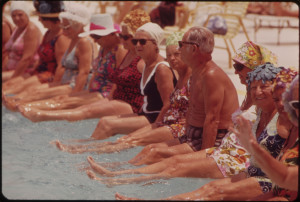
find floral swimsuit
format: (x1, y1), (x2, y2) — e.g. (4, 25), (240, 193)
(156, 78), (191, 138)
(89, 46), (118, 97)
(31, 31), (61, 83)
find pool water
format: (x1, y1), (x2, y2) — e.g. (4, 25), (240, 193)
(2, 106), (213, 200)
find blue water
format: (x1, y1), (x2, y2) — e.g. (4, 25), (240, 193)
(2, 106), (213, 200)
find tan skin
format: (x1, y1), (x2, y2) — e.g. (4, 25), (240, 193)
(103, 78), (289, 200)
(230, 82), (299, 200)
(2, 17), (70, 96)
(8, 10), (42, 78)
(2, 16), (14, 72)
(112, 29), (240, 165)
(3, 18), (94, 111)
(53, 44), (191, 153)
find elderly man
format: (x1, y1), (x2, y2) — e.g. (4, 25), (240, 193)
(131, 26), (239, 164)
(178, 26), (239, 150)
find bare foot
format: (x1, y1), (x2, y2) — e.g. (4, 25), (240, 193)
(87, 156), (115, 177)
(18, 105), (42, 122)
(115, 192), (141, 200)
(54, 140), (66, 151)
(86, 170), (98, 180)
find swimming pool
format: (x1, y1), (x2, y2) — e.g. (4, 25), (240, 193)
(2, 106), (213, 200)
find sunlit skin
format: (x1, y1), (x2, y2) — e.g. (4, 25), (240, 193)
(11, 10), (29, 28)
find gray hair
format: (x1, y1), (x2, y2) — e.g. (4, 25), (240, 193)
(282, 75), (299, 126)
(187, 26), (214, 54)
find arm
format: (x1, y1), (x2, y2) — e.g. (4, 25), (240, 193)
(230, 116), (298, 191)
(2, 21), (11, 68)
(201, 72), (224, 149)
(72, 38), (93, 93)
(51, 34), (70, 85)
(11, 24), (41, 78)
(154, 64), (175, 123)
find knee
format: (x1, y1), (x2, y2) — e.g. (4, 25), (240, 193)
(97, 117), (112, 131)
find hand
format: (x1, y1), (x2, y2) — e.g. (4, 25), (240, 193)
(228, 115), (256, 153)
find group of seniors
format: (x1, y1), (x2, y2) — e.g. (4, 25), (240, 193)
(2, 1), (298, 201)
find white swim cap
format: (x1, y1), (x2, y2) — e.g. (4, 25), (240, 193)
(136, 22), (165, 45)
(59, 2), (90, 26)
(10, 1), (30, 17)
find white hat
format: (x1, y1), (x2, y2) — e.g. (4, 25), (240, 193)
(79, 14), (118, 37)
(10, 1), (30, 17)
(59, 2), (90, 26)
(136, 22), (165, 45)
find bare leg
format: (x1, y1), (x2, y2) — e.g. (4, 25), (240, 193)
(20, 92), (103, 110)
(115, 193), (142, 200)
(3, 75), (41, 95)
(52, 140), (115, 153)
(91, 115), (150, 140)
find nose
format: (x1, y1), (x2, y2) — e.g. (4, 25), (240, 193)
(254, 86), (262, 96)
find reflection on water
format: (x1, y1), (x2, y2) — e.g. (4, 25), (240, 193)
(2, 106), (213, 200)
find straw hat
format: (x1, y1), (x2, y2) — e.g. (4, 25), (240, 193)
(79, 14), (118, 37)
(32, 1), (65, 18)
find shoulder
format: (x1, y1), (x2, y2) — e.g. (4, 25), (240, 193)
(26, 22), (41, 34)
(137, 58), (145, 73)
(77, 37), (93, 51)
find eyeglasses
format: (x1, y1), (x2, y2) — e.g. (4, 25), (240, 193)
(119, 34), (132, 41)
(289, 100), (299, 110)
(131, 39), (155, 46)
(233, 63), (246, 72)
(60, 24), (72, 30)
(90, 34), (102, 40)
(178, 41), (199, 48)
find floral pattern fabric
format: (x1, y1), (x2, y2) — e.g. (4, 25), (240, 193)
(157, 78), (191, 138)
(272, 138), (299, 201)
(32, 31), (61, 83)
(89, 46), (118, 97)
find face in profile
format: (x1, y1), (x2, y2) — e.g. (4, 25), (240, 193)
(272, 87), (287, 116)
(233, 62), (251, 85)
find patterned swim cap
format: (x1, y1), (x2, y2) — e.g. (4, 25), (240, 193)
(121, 9), (150, 35)
(273, 67), (298, 92)
(246, 63), (283, 86)
(233, 41), (278, 70)
(166, 32), (184, 47)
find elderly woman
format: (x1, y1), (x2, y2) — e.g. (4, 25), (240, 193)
(80, 46), (289, 186)
(3, 1), (70, 96)
(54, 32), (191, 153)
(2, 1), (42, 80)
(112, 64), (297, 200)
(19, 10), (154, 121)
(3, 2), (96, 111)
(126, 41), (279, 167)
(232, 73), (298, 201)
(20, 22), (176, 128)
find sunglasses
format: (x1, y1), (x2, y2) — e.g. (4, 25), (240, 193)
(178, 41), (199, 48)
(233, 63), (245, 72)
(90, 34), (102, 40)
(131, 39), (155, 46)
(119, 34), (132, 41)
(289, 100), (299, 110)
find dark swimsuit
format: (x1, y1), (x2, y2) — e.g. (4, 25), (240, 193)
(179, 126), (228, 151)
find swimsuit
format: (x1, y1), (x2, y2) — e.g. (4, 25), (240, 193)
(4, 26), (40, 72)
(272, 138), (298, 201)
(138, 61), (177, 123)
(61, 38), (93, 89)
(156, 78), (191, 138)
(109, 55), (143, 113)
(89, 46), (118, 97)
(31, 31), (62, 83)
(247, 111), (286, 193)
(179, 125), (228, 151)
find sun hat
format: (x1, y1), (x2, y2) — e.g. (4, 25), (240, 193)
(136, 22), (165, 45)
(79, 14), (118, 37)
(10, 1), (30, 17)
(232, 41), (278, 70)
(59, 2), (90, 26)
(32, 1), (65, 18)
